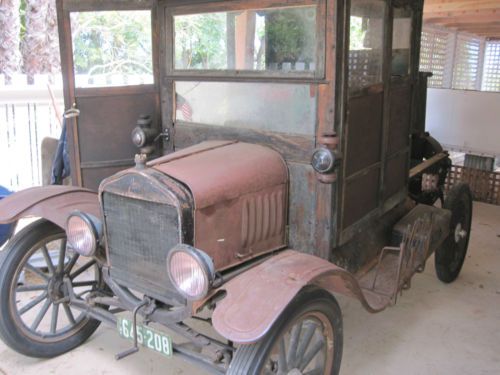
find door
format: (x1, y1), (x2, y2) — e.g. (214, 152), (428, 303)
(57, 0), (161, 191)
(383, 4), (414, 201)
(340, 0), (387, 235)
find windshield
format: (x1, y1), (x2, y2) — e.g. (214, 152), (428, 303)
(169, 1), (323, 136)
(173, 5), (318, 76)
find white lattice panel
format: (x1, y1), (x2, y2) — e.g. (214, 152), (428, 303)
(452, 35), (481, 90)
(482, 41), (500, 92)
(419, 28), (452, 88)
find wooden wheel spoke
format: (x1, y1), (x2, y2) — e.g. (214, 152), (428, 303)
(304, 368), (323, 375)
(18, 291), (48, 316)
(72, 280), (98, 288)
(286, 321), (303, 366)
(63, 303), (76, 325)
(278, 337), (287, 372)
(50, 303), (59, 334)
(25, 263), (50, 282)
(64, 253), (80, 274)
(299, 338), (325, 372)
(294, 322), (317, 367)
(30, 298), (52, 331)
(41, 245), (55, 275)
(70, 259), (96, 280)
(16, 284), (48, 292)
(57, 239), (67, 273)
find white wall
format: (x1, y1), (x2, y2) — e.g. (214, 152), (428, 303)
(426, 88), (500, 157)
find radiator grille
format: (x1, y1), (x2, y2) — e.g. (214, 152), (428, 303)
(103, 192), (184, 304)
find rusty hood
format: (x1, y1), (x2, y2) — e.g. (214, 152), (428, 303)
(149, 141), (288, 209)
(147, 140), (289, 269)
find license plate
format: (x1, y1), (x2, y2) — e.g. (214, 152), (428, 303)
(117, 317), (173, 357)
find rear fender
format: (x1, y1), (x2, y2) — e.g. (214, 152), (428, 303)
(0, 186), (99, 229)
(211, 250), (390, 344)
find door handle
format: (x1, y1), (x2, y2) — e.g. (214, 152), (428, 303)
(64, 104), (80, 119)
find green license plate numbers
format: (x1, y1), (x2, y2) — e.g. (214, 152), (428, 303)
(117, 317), (173, 357)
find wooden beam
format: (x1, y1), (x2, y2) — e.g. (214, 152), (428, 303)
(424, 15), (500, 24)
(451, 25), (500, 31)
(424, 1), (500, 14)
(439, 22), (500, 29)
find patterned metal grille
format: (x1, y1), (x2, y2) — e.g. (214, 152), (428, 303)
(445, 165), (500, 206)
(419, 28), (451, 88)
(103, 192), (184, 304)
(482, 41), (500, 92)
(452, 35), (481, 90)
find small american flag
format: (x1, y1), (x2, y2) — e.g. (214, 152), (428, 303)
(176, 94), (193, 122)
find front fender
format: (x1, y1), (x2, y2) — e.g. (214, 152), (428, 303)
(0, 185), (99, 229)
(212, 250), (391, 344)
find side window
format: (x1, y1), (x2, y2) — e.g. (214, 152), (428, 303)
(71, 11), (153, 87)
(172, 4), (319, 76)
(392, 7), (413, 76)
(348, 0), (386, 95)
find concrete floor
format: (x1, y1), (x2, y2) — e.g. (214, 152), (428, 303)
(0, 202), (499, 375)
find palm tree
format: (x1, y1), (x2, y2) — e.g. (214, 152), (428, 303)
(22, 0), (49, 83)
(45, 0), (60, 79)
(0, 0), (22, 84)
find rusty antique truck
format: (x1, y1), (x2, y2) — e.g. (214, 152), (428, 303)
(0, 0), (472, 374)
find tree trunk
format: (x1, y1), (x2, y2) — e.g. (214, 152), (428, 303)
(0, 0), (22, 84)
(22, 0), (60, 83)
(45, 0), (60, 79)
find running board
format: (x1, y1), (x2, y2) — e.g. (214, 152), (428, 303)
(358, 204), (451, 305)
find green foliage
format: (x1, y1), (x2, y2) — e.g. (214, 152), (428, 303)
(71, 11), (152, 75)
(19, 0), (26, 39)
(266, 9), (306, 63)
(350, 16), (366, 50)
(174, 13), (227, 69)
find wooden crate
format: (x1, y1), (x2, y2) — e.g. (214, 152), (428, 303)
(445, 165), (500, 205)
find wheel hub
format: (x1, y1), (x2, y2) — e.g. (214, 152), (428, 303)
(454, 223), (467, 243)
(47, 275), (65, 302)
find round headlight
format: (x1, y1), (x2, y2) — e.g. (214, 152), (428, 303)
(311, 147), (335, 174)
(167, 245), (215, 301)
(66, 212), (101, 257)
(131, 127), (146, 148)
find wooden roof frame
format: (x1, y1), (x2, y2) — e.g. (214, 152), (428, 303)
(423, 0), (500, 39)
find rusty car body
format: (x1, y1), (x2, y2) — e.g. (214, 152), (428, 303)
(0, 0), (472, 374)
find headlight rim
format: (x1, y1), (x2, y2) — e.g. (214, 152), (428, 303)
(167, 244), (215, 301)
(66, 211), (100, 257)
(311, 147), (335, 174)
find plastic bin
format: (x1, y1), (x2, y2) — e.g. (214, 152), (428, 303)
(0, 186), (16, 247)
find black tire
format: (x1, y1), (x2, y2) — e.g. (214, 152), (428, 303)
(228, 287), (343, 375)
(435, 183), (473, 283)
(0, 219), (102, 358)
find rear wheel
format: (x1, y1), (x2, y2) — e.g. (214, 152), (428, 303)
(435, 183), (473, 283)
(0, 219), (102, 358)
(228, 287), (343, 375)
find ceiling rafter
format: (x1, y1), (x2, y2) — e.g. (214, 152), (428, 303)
(423, 0), (500, 39)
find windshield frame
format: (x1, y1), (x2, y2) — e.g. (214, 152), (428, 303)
(164, 0), (327, 82)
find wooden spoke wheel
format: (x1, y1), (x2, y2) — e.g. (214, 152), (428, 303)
(435, 183), (473, 283)
(0, 219), (102, 358)
(228, 288), (343, 375)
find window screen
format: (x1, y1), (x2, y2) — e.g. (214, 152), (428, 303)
(419, 28), (451, 88)
(482, 41), (500, 92)
(348, 0), (386, 94)
(392, 7), (412, 76)
(452, 35), (481, 90)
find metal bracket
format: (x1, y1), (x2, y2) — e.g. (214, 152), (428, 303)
(154, 129), (170, 143)
(64, 104), (80, 119)
(115, 299), (149, 360)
